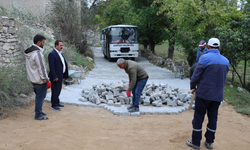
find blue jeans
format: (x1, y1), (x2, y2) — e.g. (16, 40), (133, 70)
(192, 96), (220, 146)
(32, 83), (47, 118)
(131, 78), (148, 108)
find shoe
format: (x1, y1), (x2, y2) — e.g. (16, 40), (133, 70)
(51, 106), (61, 111)
(35, 116), (49, 120)
(186, 140), (200, 149)
(41, 112), (47, 116)
(58, 104), (64, 107)
(204, 141), (213, 149)
(128, 107), (139, 113)
(127, 105), (134, 110)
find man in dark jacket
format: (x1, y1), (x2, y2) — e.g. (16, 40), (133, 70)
(190, 40), (208, 79)
(48, 40), (68, 111)
(186, 38), (229, 149)
(117, 58), (148, 112)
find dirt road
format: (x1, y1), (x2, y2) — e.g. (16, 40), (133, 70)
(0, 101), (249, 150)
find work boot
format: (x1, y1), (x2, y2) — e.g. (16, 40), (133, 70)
(127, 105), (134, 110)
(204, 141), (213, 149)
(186, 140), (200, 149)
(128, 107), (139, 113)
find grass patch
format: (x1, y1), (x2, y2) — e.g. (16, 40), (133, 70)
(62, 43), (94, 69)
(141, 42), (187, 62)
(224, 84), (250, 116)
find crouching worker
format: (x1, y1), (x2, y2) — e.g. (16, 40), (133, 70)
(116, 58), (148, 112)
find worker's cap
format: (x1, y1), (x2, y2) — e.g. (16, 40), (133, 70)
(199, 40), (206, 47)
(208, 38), (220, 47)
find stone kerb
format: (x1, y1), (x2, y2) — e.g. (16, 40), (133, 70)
(0, 16), (22, 66)
(140, 49), (189, 78)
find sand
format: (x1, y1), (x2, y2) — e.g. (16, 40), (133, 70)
(0, 99), (250, 150)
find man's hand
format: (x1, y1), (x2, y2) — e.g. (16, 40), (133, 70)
(53, 78), (58, 82)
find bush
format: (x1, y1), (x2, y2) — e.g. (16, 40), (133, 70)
(0, 63), (33, 119)
(62, 43), (94, 68)
(47, 0), (94, 55)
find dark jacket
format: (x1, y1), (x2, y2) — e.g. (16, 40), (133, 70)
(48, 49), (68, 82)
(124, 60), (148, 91)
(196, 47), (208, 61)
(191, 49), (229, 102)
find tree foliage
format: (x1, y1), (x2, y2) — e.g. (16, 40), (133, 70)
(96, 0), (250, 89)
(215, 2), (250, 88)
(47, 0), (99, 54)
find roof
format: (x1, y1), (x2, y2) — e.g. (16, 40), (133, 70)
(102, 25), (137, 31)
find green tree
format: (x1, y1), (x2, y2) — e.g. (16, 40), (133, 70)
(155, 0), (242, 65)
(215, 2), (250, 88)
(103, 0), (132, 26)
(129, 0), (169, 53)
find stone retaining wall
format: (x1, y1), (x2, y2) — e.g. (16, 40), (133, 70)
(0, 16), (22, 65)
(140, 49), (189, 78)
(0, 16), (55, 66)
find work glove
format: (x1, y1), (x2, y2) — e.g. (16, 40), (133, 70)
(126, 82), (131, 97)
(46, 81), (51, 89)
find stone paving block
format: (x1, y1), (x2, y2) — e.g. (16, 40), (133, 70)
(177, 100), (184, 106)
(107, 100), (114, 106)
(62, 102), (70, 105)
(121, 112), (130, 115)
(101, 91), (108, 96)
(106, 92), (114, 100)
(100, 99), (108, 104)
(77, 104), (85, 106)
(146, 88), (152, 96)
(177, 93), (185, 101)
(152, 100), (163, 107)
(113, 111), (121, 115)
(94, 94), (101, 105)
(166, 99), (177, 107)
(112, 88), (119, 97)
(124, 97), (130, 104)
(114, 102), (121, 107)
(97, 88), (106, 95)
(78, 97), (88, 102)
(130, 112), (140, 116)
(115, 82), (123, 88)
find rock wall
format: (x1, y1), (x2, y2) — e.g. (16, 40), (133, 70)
(0, 16), (22, 65)
(0, 16), (55, 66)
(0, 0), (81, 16)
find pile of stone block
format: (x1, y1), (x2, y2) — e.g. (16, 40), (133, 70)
(79, 81), (193, 108)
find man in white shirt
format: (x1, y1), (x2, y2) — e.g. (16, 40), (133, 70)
(48, 40), (68, 111)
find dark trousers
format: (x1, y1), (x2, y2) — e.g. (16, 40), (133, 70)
(51, 80), (62, 107)
(131, 78), (148, 108)
(32, 83), (47, 118)
(192, 96), (220, 146)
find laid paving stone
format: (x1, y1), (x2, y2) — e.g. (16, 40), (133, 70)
(130, 112), (140, 116)
(78, 97), (88, 102)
